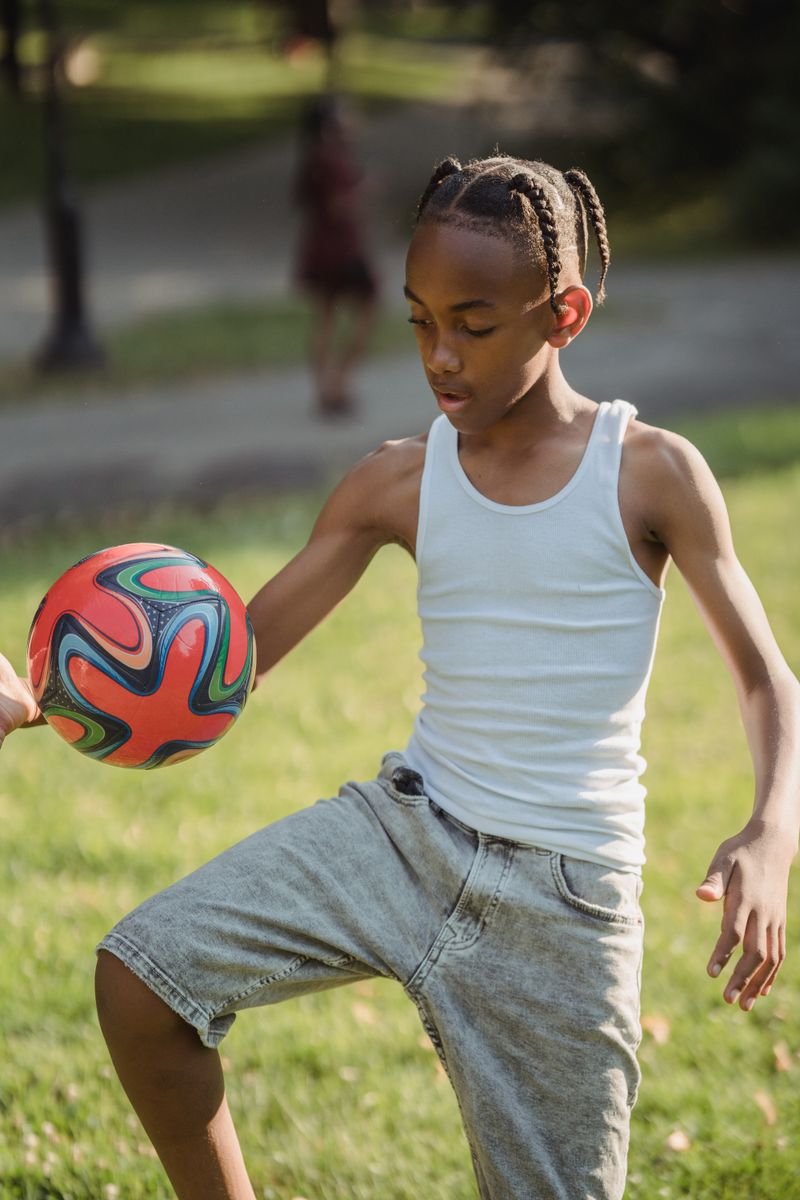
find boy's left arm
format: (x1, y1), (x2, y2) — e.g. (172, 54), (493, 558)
(645, 431), (800, 1013)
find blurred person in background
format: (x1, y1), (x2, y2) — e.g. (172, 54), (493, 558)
(292, 93), (379, 418)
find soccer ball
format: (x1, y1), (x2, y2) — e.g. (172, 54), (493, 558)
(27, 543), (255, 768)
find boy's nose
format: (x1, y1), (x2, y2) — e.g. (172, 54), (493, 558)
(426, 335), (462, 375)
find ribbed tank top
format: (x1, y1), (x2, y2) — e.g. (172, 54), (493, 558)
(404, 400), (665, 872)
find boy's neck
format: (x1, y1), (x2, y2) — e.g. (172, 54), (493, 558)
(466, 362), (595, 454)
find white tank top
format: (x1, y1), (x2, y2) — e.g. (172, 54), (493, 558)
(404, 400), (665, 872)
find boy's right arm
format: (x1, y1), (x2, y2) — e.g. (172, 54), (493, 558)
(248, 436), (423, 685)
(0, 652), (40, 750)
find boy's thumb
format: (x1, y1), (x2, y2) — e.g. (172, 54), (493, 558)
(696, 860), (731, 902)
(696, 877), (723, 902)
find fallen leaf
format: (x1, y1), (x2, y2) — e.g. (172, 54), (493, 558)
(773, 1041), (793, 1072)
(351, 1001), (378, 1026)
(642, 1014), (671, 1045)
(665, 1129), (691, 1152)
(753, 1089), (778, 1126)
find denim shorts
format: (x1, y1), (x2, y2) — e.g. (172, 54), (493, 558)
(98, 752), (644, 1200)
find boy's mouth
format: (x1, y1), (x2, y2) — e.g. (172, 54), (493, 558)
(432, 385), (471, 412)
(435, 391), (470, 413)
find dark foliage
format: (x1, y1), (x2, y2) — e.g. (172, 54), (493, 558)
(485, 0), (800, 240)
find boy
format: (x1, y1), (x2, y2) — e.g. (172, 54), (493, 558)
(10, 155), (800, 1199)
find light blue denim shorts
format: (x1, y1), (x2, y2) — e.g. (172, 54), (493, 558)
(98, 752), (644, 1200)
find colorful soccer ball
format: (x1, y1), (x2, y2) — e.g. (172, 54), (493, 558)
(27, 543), (255, 769)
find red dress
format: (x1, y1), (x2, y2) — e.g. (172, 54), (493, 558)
(294, 139), (377, 301)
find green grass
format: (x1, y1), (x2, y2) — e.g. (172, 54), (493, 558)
(0, 417), (799, 1197)
(667, 404), (800, 480)
(3, 24), (474, 208)
(0, 298), (412, 406)
(610, 193), (740, 262)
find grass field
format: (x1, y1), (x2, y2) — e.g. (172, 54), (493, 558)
(0, 298), (412, 407)
(2, 16), (477, 209)
(0, 422), (799, 1198)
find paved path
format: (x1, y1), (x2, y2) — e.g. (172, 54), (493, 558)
(0, 104), (475, 358)
(1, 104), (799, 529)
(4, 248), (799, 532)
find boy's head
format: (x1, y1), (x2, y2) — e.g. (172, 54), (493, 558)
(405, 155), (611, 429)
(414, 154), (609, 315)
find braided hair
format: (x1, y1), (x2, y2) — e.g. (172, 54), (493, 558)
(562, 168), (610, 304)
(415, 154), (610, 314)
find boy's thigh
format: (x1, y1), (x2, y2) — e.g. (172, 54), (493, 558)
(98, 754), (478, 1048)
(414, 850), (644, 1200)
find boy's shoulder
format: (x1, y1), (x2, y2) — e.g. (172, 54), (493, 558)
(348, 431), (429, 496)
(323, 432), (429, 552)
(621, 414), (727, 542)
(624, 415), (714, 494)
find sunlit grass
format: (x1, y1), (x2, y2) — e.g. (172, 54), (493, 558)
(0, 298), (411, 406)
(2, 28), (475, 208)
(667, 403), (800, 480)
(0, 413), (799, 1197)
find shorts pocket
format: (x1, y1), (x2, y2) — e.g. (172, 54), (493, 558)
(551, 853), (643, 927)
(383, 765), (429, 805)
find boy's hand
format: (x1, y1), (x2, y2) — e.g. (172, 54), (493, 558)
(0, 652), (40, 750)
(697, 821), (795, 1011)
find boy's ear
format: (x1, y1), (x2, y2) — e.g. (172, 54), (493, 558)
(546, 285), (593, 348)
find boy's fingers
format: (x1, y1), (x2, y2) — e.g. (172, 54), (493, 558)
(759, 961), (781, 997)
(723, 947), (764, 1006)
(723, 919), (781, 1009)
(737, 954), (776, 1009)
(705, 863), (743, 976)
(707, 925), (741, 977)
(759, 926), (786, 996)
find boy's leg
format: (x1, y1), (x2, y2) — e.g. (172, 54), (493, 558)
(94, 755), (481, 1198)
(406, 836), (644, 1200)
(95, 953), (255, 1200)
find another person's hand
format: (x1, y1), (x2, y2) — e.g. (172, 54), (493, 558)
(697, 821), (796, 1011)
(0, 651), (40, 749)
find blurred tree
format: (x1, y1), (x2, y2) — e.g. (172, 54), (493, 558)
(484, 0), (800, 239)
(0, 0), (21, 94)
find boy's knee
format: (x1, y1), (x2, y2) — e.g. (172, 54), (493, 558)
(95, 949), (184, 1040)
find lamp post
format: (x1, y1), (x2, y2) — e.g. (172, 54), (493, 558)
(0, 0), (22, 94)
(35, 0), (103, 371)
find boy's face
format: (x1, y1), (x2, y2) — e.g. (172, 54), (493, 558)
(404, 222), (560, 434)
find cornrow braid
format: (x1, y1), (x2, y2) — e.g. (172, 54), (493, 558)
(563, 168), (610, 305)
(413, 153), (611, 311)
(507, 172), (564, 316)
(416, 156), (463, 222)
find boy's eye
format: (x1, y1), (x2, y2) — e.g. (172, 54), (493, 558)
(408, 317), (496, 338)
